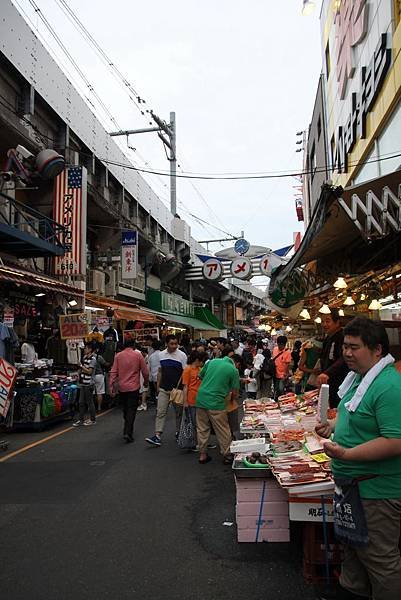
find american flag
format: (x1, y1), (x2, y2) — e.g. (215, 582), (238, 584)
(53, 167), (84, 276)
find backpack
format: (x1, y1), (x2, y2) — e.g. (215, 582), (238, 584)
(261, 351), (284, 379)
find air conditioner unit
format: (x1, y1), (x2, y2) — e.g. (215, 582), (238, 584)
(105, 268), (119, 296)
(87, 269), (105, 294)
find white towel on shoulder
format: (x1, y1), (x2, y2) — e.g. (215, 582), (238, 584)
(338, 354), (395, 413)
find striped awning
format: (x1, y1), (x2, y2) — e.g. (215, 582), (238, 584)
(0, 262), (84, 296)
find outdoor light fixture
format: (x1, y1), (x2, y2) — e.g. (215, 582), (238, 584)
(319, 304), (331, 314)
(271, 328), (277, 336)
(368, 299), (382, 310)
(68, 298), (78, 307)
(314, 316), (322, 324)
(334, 277), (347, 289)
(338, 309), (345, 316)
(343, 296), (355, 306)
(299, 308), (311, 320)
(285, 325), (293, 333)
(302, 0), (315, 16)
(35, 292), (45, 297)
(360, 293), (367, 301)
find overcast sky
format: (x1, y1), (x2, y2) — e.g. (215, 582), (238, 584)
(15, 0), (322, 258)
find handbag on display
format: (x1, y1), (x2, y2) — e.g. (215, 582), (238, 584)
(177, 407), (196, 449)
(170, 374), (184, 406)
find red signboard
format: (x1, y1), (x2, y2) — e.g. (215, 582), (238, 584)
(0, 357), (17, 417)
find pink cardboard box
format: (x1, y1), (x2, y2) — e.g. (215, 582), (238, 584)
(237, 528), (290, 543)
(236, 501), (289, 517)
(236, 515), (289, 530)
(236, 488), (288, 503)
(235, 477), (282, 491)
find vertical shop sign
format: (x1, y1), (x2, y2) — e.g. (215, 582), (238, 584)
(0, 357), (17, 417)
(53, 166), (87, 276)
(121, 230), (138, 279)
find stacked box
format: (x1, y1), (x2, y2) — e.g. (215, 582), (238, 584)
(235, 476), (290, 542)
(302, 522), (341, 585)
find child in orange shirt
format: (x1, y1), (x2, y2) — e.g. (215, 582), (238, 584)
(182, 350), (207, 425)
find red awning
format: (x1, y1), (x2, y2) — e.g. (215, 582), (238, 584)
(0, 262), (84, 297)
(85, 293), (162, 323)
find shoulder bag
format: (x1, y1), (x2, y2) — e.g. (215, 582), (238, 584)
(170, 374), (184, 406)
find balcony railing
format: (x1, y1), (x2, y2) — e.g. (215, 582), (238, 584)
(0, 191), (67, 257)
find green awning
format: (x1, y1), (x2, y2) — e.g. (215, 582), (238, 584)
(143, 309), (220, 331)
(194, 306), (225, 330)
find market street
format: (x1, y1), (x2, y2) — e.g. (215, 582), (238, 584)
(0, 408), (314, 600)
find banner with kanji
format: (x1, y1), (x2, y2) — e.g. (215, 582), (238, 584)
(121, 230), (138, 279)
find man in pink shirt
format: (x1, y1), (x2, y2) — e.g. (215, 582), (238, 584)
(109, 339), (149, 443)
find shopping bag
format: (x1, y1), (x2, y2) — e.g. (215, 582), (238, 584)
(170, 374), (184, 406)
(177, 407), (196, 449)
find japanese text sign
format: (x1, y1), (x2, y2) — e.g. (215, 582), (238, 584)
(121, 230), (137, 280)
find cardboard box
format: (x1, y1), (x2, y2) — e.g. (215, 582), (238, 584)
(236, 515), (289, 530)
(236, 501), (289, 517)
(236, 488), (288, 503)
(235, 477), (282, 491)
(237, 528), (290, 543)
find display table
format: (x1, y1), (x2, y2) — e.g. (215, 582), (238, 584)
(233, 394), (340, 584)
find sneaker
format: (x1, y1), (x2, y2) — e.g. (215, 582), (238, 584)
(137, 404), (147, 412)
(145, 434), (161, 446)
(84, 419), (96, 426)
(207, 443), (217, 449)
(72, 420), (83, 427)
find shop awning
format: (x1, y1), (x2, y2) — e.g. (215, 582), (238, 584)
(194, 306), (225, 330)
(0, 261), (84, 296)
(142, 308), (221, 331)
(269, 173), (401, 309)
(85, 293), (161, 323)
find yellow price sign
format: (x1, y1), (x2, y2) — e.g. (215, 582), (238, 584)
(310, 452), (330, 463)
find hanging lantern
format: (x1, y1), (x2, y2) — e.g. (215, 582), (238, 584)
(299, 308), (311, 320)
(343, 296), (355, 306)
(368, 299), (382, 310)
(319, 304), (331, 314)
(314, 316), (322, 323)
(334, 277), (347, 289)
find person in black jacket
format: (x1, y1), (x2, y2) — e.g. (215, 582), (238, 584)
(316, 308), (349, 408)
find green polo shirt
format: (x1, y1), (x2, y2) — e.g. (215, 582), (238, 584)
(196, 357), (240, 411)
(332, 364), (401, 499)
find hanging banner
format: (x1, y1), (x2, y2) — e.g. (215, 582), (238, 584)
(123, 327), (159, 344)
(59, 313), (89, 340)
(121, 230), (138, 279)
(0, 357), (17, 417)
(53, 166), (87, 276)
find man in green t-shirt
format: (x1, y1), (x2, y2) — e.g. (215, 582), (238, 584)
(316, 317), (401, 600)
(196, 349), (240, 465)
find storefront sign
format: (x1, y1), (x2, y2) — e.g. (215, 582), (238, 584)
(59, 313), (89, 340)
(53, 166), (87, 276)
(289, 497), (334, 523)
(3, 309), (14, 327)
(121, 230), (138, 279)
(333, 33), (391, 173)
(123, 327), (159, 343)
(10, 292), (38, 318)
(230, 257), (253, 280)
(161, 292), (195, 317)
(335, 0), (368, 100)
(202, 259), (224, 281)
(0, 357), (17, 417)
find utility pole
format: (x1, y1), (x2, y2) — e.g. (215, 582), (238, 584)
(109, 111), (177, 215)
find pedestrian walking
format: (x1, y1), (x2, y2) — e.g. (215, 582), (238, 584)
(316, 317), (401, 600)
(109, 338), (149, 443)
(196, 347), (239, 464)
(243, 365), (257, 399)
(73, 341), (97, 427)
(145, 334), (187, 446)
(93, 349), (109, 412)
(148, 339), (162, 405)
(137, 347), (149, 411)
(272, 335), (292, 399)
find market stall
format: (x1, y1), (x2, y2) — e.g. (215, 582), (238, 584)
(232, 390), (339, 586)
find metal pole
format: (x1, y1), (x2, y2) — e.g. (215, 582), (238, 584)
(170, 111), (177, 216)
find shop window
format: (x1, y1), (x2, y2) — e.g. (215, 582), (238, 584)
(325, 42), (331, 79)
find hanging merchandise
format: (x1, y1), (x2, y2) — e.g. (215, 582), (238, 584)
(41, 393), (56, 418)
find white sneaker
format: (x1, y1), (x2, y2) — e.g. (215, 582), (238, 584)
(84, 419), (96, 426)
(137, 404), (147, 411)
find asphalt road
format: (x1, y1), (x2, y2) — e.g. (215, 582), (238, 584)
(0, 406), (316, 600)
